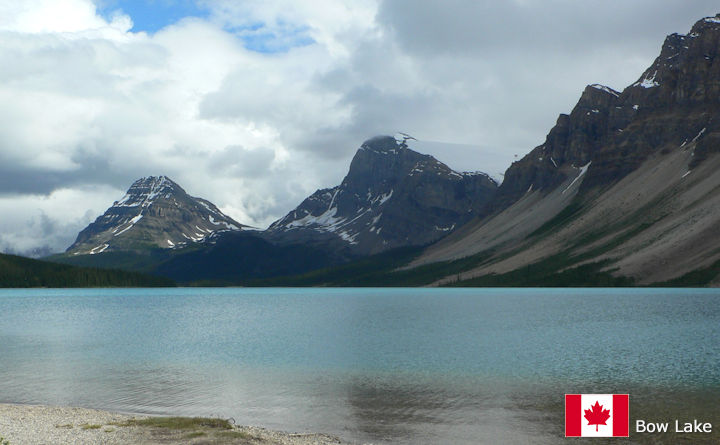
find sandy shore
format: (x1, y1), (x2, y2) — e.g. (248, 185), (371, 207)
(0, 403), (354, 445)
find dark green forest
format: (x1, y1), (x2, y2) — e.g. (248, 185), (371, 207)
(0, 253), (174, 288)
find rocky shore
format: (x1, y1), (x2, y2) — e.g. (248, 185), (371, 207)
(0, 403), (353, 445)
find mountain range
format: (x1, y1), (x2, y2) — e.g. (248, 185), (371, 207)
(48, 14), (720, 287)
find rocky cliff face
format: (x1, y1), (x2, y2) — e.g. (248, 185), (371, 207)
(494, 14), (720, 211)
(266, 135), (498, 255)
(66, 176), (246, 255)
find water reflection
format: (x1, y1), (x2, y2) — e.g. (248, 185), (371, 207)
(341, 374), (577, 444)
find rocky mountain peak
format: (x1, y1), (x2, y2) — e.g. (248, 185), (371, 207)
(343, 135), (447, 193)
(113, 176), (180, 208)
(66, 176), (247, 255)
(266, 136), (497, 255)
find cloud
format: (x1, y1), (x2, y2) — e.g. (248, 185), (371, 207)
(0, 186), (123, 256)
(1, 0), (719, 255)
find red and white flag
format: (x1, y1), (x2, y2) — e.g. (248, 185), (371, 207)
(565, 394), (629, 437)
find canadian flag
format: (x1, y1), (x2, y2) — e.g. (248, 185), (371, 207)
(565, 394), (629, 437)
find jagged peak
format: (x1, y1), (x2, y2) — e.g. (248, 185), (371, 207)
(131, 175), (176, 188)
(114, 175), (183, 208)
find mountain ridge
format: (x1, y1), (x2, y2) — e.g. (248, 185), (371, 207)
(408, 13), (720, 286)
(56, 137), (499, 283)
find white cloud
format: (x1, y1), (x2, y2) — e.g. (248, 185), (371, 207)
(0, 185), (123, 255)
(1, 0), (719, 255)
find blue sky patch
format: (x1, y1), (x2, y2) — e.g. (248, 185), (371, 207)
(96, 1), (315, 53)
(97, 0), (209, 33)
(231, 22), (315, 53)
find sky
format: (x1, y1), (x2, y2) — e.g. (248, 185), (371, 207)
(1, 0), (719, 256)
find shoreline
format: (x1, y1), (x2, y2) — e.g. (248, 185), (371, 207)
(0, 403), (353, 445)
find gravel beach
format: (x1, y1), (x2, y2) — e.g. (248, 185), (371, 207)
(0, 403), (354, 445)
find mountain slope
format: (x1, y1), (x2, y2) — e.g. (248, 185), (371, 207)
(266, 135), (498, 256)
(408, 14), (720, 286)
(66, 176), (247, 255)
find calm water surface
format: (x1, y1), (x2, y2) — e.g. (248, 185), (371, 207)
(1, 288), (719, 444)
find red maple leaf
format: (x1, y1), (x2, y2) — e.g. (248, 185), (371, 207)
(584, 401), (611, 432)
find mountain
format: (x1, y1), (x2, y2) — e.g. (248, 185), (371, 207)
(0, 252), (174, 287)
(404, 14), (720, 286)
(266, 135), (498, 256)
(66, 176), (248, 256)
(55, 138), (498, 284)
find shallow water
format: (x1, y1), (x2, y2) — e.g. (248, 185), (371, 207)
(1, 288), (719, 444)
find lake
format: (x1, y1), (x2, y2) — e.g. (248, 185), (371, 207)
(1, 288), (719, 444)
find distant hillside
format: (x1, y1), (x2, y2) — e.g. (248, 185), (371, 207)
(0, 253), (174, 287)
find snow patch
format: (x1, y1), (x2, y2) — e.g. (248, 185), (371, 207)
(633, 70), (659, 88)
(704, 17), (720, 24)
(89, 244), (109, 255)
(327, 188), (340, 210)
(207, 214), (241, 231)
(562, 162), (592, 195)
(361, 142), (398, 155)
(691, 127), (706, 143)
(113, 214), (143, 237)
(590, 84), (620, 97)
(377, 190), (393, 205)
(286, 206), (345, 231)
(434, 224), (456, 232)
(114, 193), (140, 207)
(198, 201), (214, 213)
(338, 230), (359, 244)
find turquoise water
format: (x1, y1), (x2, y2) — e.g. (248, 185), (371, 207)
(1, 288), (719, 444)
